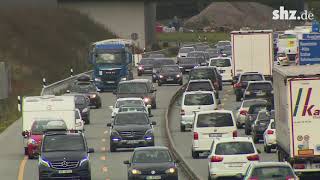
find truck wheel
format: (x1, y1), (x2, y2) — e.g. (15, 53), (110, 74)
(192, 150), (199, 159)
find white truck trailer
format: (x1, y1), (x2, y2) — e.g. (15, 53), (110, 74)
(231, 30), (274, 80)
(273, 65), (320, 173)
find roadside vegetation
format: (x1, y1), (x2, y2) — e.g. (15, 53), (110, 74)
(0, 8), (114, 133)
(156, 32), (230, 44)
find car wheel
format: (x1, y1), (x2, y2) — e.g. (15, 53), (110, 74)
(265, 145), (271, 153)
(24, 147), (28, 155)
(110, 143), (117, 152)
(245, 128), (250, 135)
(192, 150), (199, 159)
(180, 124), (185, 132)
(158, 82), (162, 86)
(137, 72), (142, 76)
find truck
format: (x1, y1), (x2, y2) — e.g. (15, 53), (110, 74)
(88, 39), (134, 91)
(231, 30), (274, 80)
(273, 65), (320, 174)
(20, 95), (82, 157)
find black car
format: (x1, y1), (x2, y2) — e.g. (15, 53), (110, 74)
(177, 57), (201, 73)
(244, 103), (270, 135)
(114, 79), (157, 108)
(69, 81), (102, 108)
(124, 146), (179, 180)
(243, 81), (274, 101)
(158, 65), (183, 86)
(137, 58), (155, 76)
(185, 79), (219, 98)
(205, 48), (220, 58)
(220, 45), (232, 57)
(252, 110), (274, 143)
(107, 112), (156, 152)
(65, 93), (91, 124)
(152, 58), (175, 83)
(233, 72), (265, 101)
(187, 51), (209, 65)
(38, 132), (94, 180)
(188, 66), (223, 91)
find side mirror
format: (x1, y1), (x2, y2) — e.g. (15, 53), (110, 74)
(123, 160), (130, 165)
(151, 121), (157, 125)
(88, 148), (95, 153)
(113, 90), (117, 95)
(107, 123), (112, 127)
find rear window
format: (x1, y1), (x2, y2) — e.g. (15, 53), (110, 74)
(240, 74), (263, 82)
(179, 48), (194, 53)
(215, 142), (255, 155)
(140, 59), (154, 65)
(161, 66), (179, 72)
(179, 58), (198, 64)
(249, 105), (267, 114)
(247, 83), (272, 91)
(243, 100), (266, 108)
(190, 69), (215, 80)
(187, 82), (213, 91)
(210, 59), (231, 67)
(184, 93), (214, 106)
(251, 166), (294, 179)
(196, 113), (233, 127)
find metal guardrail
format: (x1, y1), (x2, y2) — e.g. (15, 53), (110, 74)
(40, 70), (93, 96)
(165, 84), (202, 180)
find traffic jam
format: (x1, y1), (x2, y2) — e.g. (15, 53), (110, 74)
(18, 26), (320, 180)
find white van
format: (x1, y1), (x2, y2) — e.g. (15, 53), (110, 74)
(191, 110), (237, 158)
(180, 91), (218, 132)
(209, 57), (232, 82)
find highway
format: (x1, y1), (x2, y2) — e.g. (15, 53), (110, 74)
(0, 73), (189, 180)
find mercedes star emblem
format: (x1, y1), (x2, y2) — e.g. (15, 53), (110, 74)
(151, 170), (156, 174)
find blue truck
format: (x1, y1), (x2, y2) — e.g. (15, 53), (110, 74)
(88, 39), (134, 91)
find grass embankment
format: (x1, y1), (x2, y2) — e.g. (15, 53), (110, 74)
(0, 8), (114, 133)
(156, 32), (230, 44)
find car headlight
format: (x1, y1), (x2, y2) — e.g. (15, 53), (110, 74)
(79, 156), (89, 166)
(138, 66), (143, 70)
(38, 156), (50, 167)
(90, 94), (97, 98)
(245, 91), (250, 95)
(176, 74), (181, 78)
(28, 139), (37, 145)
(121, 77), (127, 81)
(165, 168), (176, 174)
(159, 75), (164, 78)
(144, 97), (150, 103)
(131, 169), (142, 175)
(82, 108), (88, 113)
(145, 129), (154, 135)
(94, 77), (101, 82)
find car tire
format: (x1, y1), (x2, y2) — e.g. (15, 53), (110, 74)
(180, 124), (185, 132)
(245, 128), (250, 135)
(192, 150), (199, 159)
(137, 72), (142, 76)
(110, 143), (117, 152)
(158, 82), (162, 86)
(265, 145), (271, 153)
(24, 147), (28, 155)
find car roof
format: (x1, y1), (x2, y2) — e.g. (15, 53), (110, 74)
(249, 162), (291, 168)
(134, 146), (169, 151)
(119, 105), (145, 108)
(183, 91), (214, 95)
(214, 137), (253, 143)
(117, 97), (143, 101)
(210, 57), (231, 60)
(196, 110), (233, 115)
(247, 81), (272, 84)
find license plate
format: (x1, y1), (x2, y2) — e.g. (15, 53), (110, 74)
(209, 133), (221, 137)
(167, 78), (174, 81)
(146, 176), (161, 180)
(127, 140), (138, 144)
(106, 81), (115, 83)
(58, 170), (72, 174)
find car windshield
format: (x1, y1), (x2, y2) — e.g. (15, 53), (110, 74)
(118, 83), (148, 94)
(71, 84), (97, 93)
(257, 119), (270, 128)
(210, 59), (231, 67)
(187, 82), (213, 91)
(31, 121), (49, 135)
(95, 52), (125, 64)
(132, 149), (172, 163)
(31, 120), (67, 135)
(140, 59), (154, 65)
(184, 93), (214, 106)
(190, 69), (215, 80)
(179, 58), (198, 64)
(161, 66), (179, 72)
(197, 113), (233, 127)
(153, 59), (175, 68)
(188, 52), (203, 58)
(250, 105), (268, 114)
(258, 112), (271, 120)
(247, 83), (273, 91)
(116, 100), (144, 108)
(243, 100), (267, 108)
(43, 135), (85, 152)
(179, 48), (194, 53)
(215, 142), (255, 155)
(114, 113), (149, 125)
(75, 96), (86, 105)
(251, 166), (295, 179)
(240, 74), (263, 82)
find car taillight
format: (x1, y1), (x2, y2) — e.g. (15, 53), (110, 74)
(233, 130), (238, 137)
(210, 156), (223, 162)
(267, 130), (274, 135)
(240, 110), (247, 116)
(293, 164), (305, 169)
(180, 109), (185, 116)
(286, 176), (295, 180)
(193, 132), (199, 140)
(233, 82), (241, 88)
(247, 154), (259, 161)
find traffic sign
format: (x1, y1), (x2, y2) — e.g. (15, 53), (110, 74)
(299, 39), (320, 65)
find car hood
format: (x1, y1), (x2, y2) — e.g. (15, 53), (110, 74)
(41, 151), (87, 162)
(113, 124), (151, 132)
(131, 162), (175, 171)
(117, 93), (148, 99)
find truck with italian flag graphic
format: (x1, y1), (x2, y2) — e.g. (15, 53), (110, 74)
(274, 64), (320, 174)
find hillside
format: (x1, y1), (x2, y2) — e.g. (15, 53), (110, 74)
(184, 2), (290, 31)
(0, 8), (114, 132)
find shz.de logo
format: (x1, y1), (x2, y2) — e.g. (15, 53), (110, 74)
(273, 6), (314, 20)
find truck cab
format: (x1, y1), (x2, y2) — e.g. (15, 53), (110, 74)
(89, 39), (134, 91)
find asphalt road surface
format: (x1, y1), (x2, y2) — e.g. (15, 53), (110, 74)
(0, 73), (188, 180)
